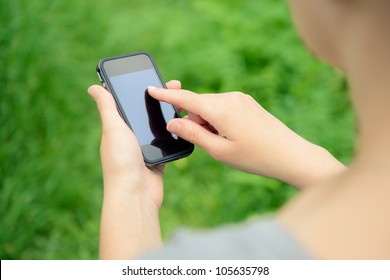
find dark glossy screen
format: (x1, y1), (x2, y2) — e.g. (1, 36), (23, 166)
(107, 63), (192, 163)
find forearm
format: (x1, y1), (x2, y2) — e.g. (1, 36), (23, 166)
(232, 136), (346, 190)
(279, 143), (347, 190)
(99, 185), (162, 259)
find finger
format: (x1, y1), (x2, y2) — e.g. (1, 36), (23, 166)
(175, 106), (184, 114)
(88, 85), (126, 131)
(166, 80), (181, 90)
(165, 80), (184, 112)
(148, 87), (204, 115)
(167, 118), (226, 156)
(187, 112), (208, 126)
(151, 164), (165, 175)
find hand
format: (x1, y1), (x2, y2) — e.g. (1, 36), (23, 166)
(88, 80), (181, 259)
(148, 88), (346, 189)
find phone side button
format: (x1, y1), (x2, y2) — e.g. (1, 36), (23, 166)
(97, 71), (103, 82)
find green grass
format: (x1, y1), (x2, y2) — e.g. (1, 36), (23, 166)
(1, 0), (355, 259)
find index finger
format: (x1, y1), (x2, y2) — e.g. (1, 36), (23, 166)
(148, 86), (205, 115)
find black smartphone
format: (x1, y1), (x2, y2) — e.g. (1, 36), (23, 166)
(96, 52), (194, 165)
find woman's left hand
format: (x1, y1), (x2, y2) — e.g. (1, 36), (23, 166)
(88, 80), (181, 259)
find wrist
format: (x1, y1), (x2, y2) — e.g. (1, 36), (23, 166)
(287, 143), (347, 189)
(100, 186), (162, 259)
(103, 175), (143, 195)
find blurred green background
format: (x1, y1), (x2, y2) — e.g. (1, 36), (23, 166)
(1, 0), (355, 259)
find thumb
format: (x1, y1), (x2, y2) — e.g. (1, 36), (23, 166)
(88, 85), (126, 131)
(167, 118), (226, 156)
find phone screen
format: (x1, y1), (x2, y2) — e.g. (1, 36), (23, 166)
(98, 53), (193, 164)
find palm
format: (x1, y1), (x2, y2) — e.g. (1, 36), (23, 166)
(101, 120), (164, 208)
(92, 81), (181, 210)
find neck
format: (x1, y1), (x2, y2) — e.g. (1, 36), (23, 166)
(352, 93), (390, 175)
(351, 57), (390, 170)
(343, 13), (390, 174)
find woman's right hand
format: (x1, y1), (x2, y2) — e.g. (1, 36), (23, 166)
(148, 87), (346, 189)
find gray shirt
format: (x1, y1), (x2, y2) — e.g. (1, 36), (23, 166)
(143, 217), (312, 259)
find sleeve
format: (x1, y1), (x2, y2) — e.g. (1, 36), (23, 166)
(141, 217), (312, 260)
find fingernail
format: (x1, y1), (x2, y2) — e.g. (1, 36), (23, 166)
(148, 86), (157, 91)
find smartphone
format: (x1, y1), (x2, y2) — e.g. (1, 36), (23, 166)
(96, 52), (194, 165)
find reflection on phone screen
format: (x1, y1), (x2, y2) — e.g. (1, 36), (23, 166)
(109, 69), (189, 161)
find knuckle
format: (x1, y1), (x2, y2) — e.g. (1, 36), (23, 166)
(225, 91), (257, 109)
(185, 125), (200, 143)
(170, 89), (194, 109)
(178, 89), (193, 100)
(229, 91), (245, 98)
(230, 91), (252, 102)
